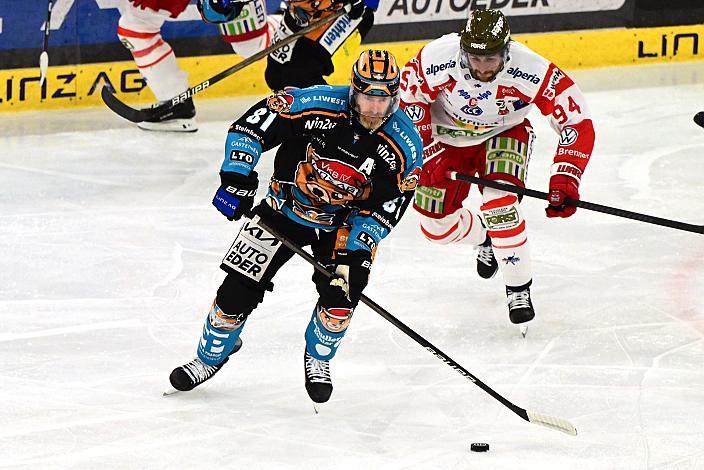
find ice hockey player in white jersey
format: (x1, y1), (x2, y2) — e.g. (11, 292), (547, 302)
(117, 0), (373, 132)
(399, 9), (595, 330)
(117, 0), (262, 132)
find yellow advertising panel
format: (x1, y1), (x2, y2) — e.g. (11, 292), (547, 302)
(1, 23), (703, 114)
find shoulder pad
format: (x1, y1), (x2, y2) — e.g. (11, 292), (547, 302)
(420, 34), (462, 85)
(382, 110), (423, 168)
(280, 85), (349, 115)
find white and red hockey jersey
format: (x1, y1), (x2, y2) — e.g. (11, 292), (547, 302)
(399, 33), (595, 176)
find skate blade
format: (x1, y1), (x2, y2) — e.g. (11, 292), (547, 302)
(163, 386), (181, 396)
(520, 325), (528, 338)
(137, 118), (198, 132)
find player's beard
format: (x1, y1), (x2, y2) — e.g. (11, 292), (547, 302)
(358, 114), (384, 131)
(471, 67), (500, 82)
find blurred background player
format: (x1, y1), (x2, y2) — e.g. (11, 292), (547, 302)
(399, 9), (595, 332)
(264, 0), (375, 90)
(117, 0), (374, 132)
(118, 0), (218, 132)
(167, 50), (423, 404)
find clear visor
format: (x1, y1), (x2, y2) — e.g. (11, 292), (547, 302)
(350, 89), (400, 119)
(462, 50), (504, 68)
(461, 49), (506, 81)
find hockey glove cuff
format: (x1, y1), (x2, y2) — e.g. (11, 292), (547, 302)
(213, 170), (258, 221)
(546, 163), (581, 218)
(315, 249), (372, 308)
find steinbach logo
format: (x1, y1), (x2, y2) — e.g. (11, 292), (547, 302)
(506, 67), (541, 85)
(425, 60), (456, 76)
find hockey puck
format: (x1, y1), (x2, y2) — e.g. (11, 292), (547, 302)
(470, 442), (489, 452)
(694, 112), (704, 129)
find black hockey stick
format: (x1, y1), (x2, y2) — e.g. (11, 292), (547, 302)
(101, 9), (346, 123)
(448, 171), (704, 235)
(254, 214), (578, 436)
(39, 0), (54, 87)
(694, 112), (704, 129)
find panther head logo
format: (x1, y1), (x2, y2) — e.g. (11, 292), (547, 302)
(266, 91), (294, 114)
(295, 144), (371, 205)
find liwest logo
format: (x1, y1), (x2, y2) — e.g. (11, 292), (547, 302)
(506, 67), (541, 85)
(425, 60), (456, 76)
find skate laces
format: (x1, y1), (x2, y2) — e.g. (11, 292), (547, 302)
(507, 289), (531, 310)
(305, 352), (331, 384)
(477, 243), (495, 266)
(183, 358), (218, 383)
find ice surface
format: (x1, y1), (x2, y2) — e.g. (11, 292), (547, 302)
(1, 61), (703, 469)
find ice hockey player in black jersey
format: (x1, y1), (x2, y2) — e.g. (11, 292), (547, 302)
(168, 50), (423, 404)
(265, 0), (376, 90)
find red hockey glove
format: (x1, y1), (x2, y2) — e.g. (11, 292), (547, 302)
(546, 163), (582, 218)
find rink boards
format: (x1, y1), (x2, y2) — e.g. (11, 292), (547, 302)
(1, 23), (703, 113)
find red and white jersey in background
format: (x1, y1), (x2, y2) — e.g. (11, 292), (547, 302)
(399, 33), (595, 175)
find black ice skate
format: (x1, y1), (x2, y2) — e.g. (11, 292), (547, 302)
(506, 281), (535, 325)
(304, 350), (333, 405)
(167, 337), (242, 393)
(138, 97), (198, 132)
(477, 234), (498, 279)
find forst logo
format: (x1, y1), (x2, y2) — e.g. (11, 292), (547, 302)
(506, 67), (541, 85)
(485, 208), (519, 228)
(425, 60), (456, 76)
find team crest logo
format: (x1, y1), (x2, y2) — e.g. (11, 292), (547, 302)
(266, 90), (294, 114)
(502, 254), (521, 265)
(399, 167), (421, 192)
(295, 144), (371, 206)
(317, 306), (353, 333)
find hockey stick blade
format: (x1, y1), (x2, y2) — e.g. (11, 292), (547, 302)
(254, 214), (577, 436)
(447, 171), (704, 235)
(526, 411), (578, 436)
(101, 85), (149, 123)
(694, 112), (704, 129)
(101, 10), (345, 123)
(39, 0), (53, 88)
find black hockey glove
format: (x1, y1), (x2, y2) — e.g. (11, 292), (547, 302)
(212, 171), (258, 221)
(315, 249), (372, 308)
